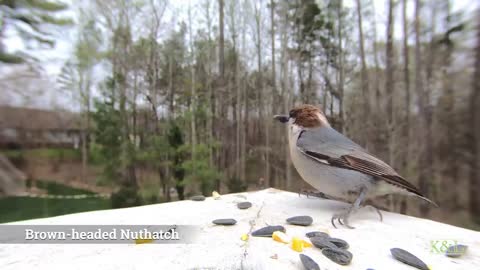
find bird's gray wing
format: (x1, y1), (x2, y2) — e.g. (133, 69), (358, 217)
(296, 127), (424, 197)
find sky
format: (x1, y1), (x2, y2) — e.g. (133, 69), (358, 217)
(1, 0), (478, 109)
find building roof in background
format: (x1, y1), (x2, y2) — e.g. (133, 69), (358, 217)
(0, 106), (81, 131)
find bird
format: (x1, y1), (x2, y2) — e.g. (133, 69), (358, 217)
(274, 104), (436, 229)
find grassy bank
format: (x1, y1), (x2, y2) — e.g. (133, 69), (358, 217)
(3, 148), (81, 161)
(0, 180), (110, 223)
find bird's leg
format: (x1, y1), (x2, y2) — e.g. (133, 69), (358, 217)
(331, 187), (367, 229)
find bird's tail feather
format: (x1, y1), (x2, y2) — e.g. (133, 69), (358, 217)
(414, 194), (438, 207)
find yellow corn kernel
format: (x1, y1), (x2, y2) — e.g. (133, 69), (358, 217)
(135, 238), (154, 244)
(212, 191), (221, 199)
(302, 239), (313, 248)
(272, 231), (290, 244)
(291, 237), (304, 252)
(241, 234), (249, 241)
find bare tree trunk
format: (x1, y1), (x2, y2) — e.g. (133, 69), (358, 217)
(188, 4), (197, 165)
(294, 0), (305, 104)
(415, 0), (431, 216)
(219, 0), (225, 80)
(148, 1), (169, 199)
(271, 0), (276, 98)
(284, 86), (291, 190)
(81, 129), (87, 182)
(85, 71), (93, 183)
(241, 69), (247, 183)
(166, 53), (174, 199)
(322, 62), (328, 111)
(385, 0), (399, 212)
(356, 0), (370, 148)
(400, 0), (410, 214)
(424, 1), (437, 214)
(253, 0), (268, 187)
(211, 0), (224, 191)
(371, 0), (381, 115)
(232, 3), (241, 181)
(226, 0), (240, 181)
(268, 0), (276, 187)
(79, 73), (89, 184)
(168, 54), (174, 117)
(469, 13), (480, 223)
(240, 0), (248, 185)
(385, 0), (395, 165)
(439, 0), (459, 208)
(203, 0), (214, 168)
(337, 0), (344, 132)
(281, 1), (291, 190)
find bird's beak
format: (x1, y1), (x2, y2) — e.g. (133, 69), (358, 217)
(273, 115), (289, 124)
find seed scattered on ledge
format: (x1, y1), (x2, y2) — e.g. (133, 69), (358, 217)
(291, 237), (307, 252)
(212, 218), (237, 225)
(446, 244), (468, 258)
(390, 248), (429, 270)
(190, 195), (205, 201)
(237, 201), (252, 209)
(299, 254), (320, 270)
(306, 231), (329, 238)
(272, 231), (290, 244)
(135, 238), (154, 245)
(251, 225), (286, 237)
(286, 215), (313, 226)
(310, 236), (337, 250)
(327, 237), (349, 249)
(322, 247), (353, 265)
(212, 191), (221, 199)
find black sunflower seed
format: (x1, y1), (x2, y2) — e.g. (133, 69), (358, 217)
(390, 248), (429, 270)
(237, 202), (252, 209)
(212, 218), (237, 225)
(286, 215), (313, 226)
(322, 247), (353, 265)
(446, 244), (468, 258)
(299, 254), (320, 270)
(305, 231), (329, 239)
(251, 225), (286, 237)
(310, 237), (337, 250)
(328, 237), (349, 249)
(190, 195), (206, 201)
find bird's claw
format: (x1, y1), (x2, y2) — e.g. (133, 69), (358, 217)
(365, 205), (383, 221)
(298, 189), (329, 199)
(331, 204), (383, 229)
(331, 212), (355, 229)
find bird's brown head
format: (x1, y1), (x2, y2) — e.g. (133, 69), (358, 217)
(274, 104), (329, 128)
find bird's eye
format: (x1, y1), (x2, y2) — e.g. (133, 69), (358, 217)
(289, 110), (296, 118)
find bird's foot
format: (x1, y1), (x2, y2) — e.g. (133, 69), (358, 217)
(331, 186), (368, 229)
(331, 204), (382, 229)
(364, 205), (383, 222)
(331, 210), (355, 229)
(298, 189), (329, 199)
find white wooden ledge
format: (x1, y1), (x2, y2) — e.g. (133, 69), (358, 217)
(1, 188), (478, 270)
